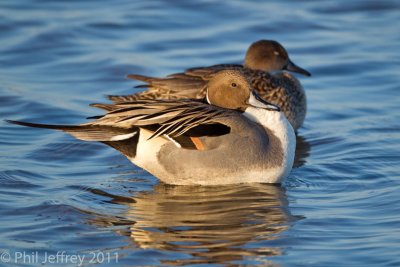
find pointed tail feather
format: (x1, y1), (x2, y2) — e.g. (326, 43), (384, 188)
(5, 120), (138, 142)
(5, 120), (79, 130)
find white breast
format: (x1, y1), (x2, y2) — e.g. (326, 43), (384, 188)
(243, 107), (296, 183)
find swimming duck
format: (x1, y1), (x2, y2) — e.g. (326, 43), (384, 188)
(7, 70), (296, 185)
(109, 40), (311, 130)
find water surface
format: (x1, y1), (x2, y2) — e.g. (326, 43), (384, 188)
(0, 0), (399, 266)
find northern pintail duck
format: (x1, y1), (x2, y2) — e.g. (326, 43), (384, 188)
(7, 70), (296, 185)
(109, 40), (311, 130)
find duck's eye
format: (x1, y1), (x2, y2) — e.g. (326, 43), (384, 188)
(231, 82), (237, 88)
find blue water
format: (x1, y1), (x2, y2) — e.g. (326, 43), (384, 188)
(1, 0), (399, 266)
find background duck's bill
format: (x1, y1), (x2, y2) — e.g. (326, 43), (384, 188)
(286, 59), (311, 76)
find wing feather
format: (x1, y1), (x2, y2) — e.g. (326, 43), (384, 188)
(94, 99), (232, 140)
(7, 99), (233, 147)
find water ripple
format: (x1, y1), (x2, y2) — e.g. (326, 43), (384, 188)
(0, 0), (399, 266)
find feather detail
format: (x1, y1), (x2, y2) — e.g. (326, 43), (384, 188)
(5, 120), (138, 142)
(6, 99), (232, 144)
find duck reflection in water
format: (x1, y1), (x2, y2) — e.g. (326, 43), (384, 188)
(88, 183), (300, 266)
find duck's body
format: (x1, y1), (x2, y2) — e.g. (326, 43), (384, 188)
(130, 106), (295, 185)
(110, 40), (310, 130)
(7, 70), (296, 185)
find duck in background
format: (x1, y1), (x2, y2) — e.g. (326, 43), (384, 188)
(110, 40), (311, 131)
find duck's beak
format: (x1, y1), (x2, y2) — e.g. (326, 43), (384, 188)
(248, 91), (280, 111)
(285, 59), (311, 77)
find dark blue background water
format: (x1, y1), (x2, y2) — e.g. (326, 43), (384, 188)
(1, 1), (399, 266)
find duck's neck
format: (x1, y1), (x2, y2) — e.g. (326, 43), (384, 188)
(243, 107), (296, 172)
